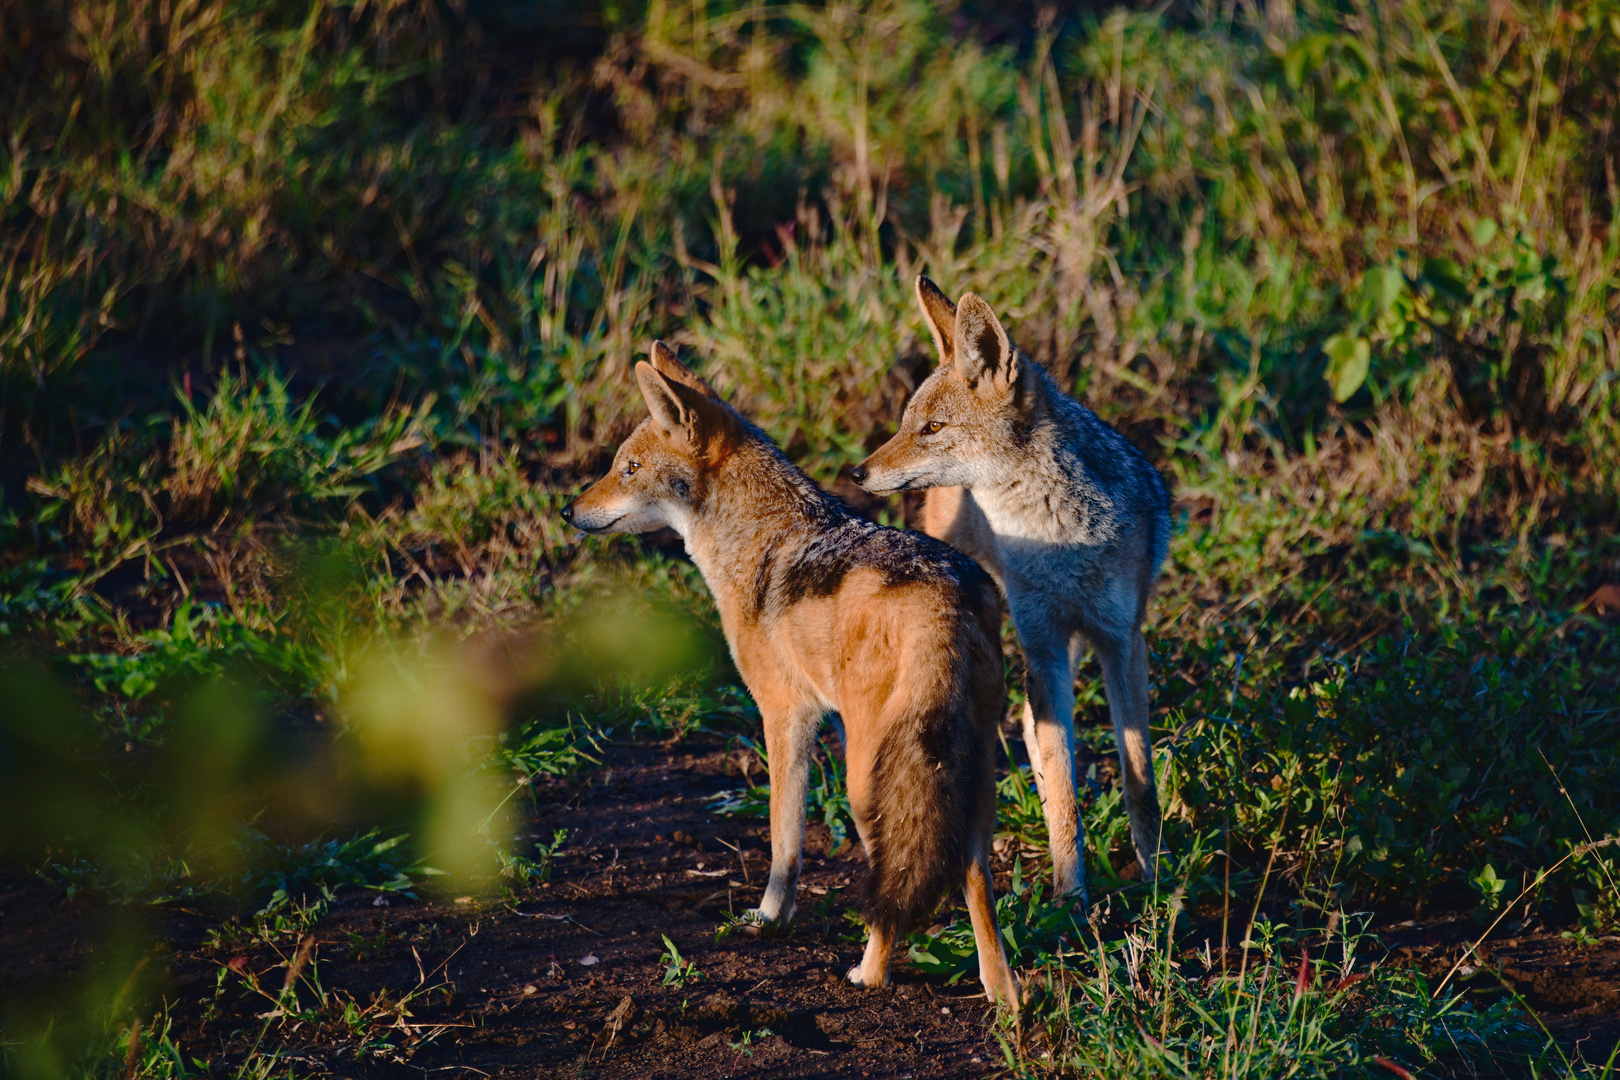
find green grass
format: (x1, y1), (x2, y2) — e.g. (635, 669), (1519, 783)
(910, 872), (1549, 1078)
(2, 0), (1619, 1075)
(1003, 903), (1550, 1079)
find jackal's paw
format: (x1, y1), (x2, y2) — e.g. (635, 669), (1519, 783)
(846, 964), (887, 989)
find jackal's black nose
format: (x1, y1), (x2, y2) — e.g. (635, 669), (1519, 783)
(850, 463), (869, 485)
(560, 502), (575, 522)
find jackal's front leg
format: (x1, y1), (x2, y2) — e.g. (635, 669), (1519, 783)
(1021, 640), (1088, 903)
(750, 702), (823, 927)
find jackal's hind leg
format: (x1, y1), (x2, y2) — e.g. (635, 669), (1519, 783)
(847, 923), (895, 989)
(965, 853), (1022, 1014)
(1019, 698), (1048, 802)
(1096, 629), (1161, 882)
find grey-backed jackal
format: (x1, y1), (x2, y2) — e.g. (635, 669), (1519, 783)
(562, 343), (1021, 1011)
(854, 278), (1171, 903)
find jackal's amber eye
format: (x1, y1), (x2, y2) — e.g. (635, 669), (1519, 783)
(625, 461), (641, 476)
(924, 420), (945, 435)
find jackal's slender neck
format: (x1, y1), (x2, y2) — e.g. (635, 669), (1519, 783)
(679, 431), (846, 620)
(969, 362), (1121, 545)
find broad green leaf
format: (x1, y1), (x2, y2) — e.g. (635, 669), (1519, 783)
(1323, 334), (1371, 402)
(1283, 41), (1310, 90)
(1359, 265), (1405, 317)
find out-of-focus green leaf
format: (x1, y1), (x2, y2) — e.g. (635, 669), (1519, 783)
(1360, 265), (1406, 317)
(1283, 34), (1336, 90)
(1323, 334), (1371, 402)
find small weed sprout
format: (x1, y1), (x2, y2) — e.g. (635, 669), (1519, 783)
(1469, 863), (1510, 916)
(728, 1028), (773, 1055)
(537, 828), (569, 882)
(496, 828), (569, 888)
(660, 934), (703, 988)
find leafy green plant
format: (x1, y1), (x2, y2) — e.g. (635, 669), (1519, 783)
(72, 598), (302, 700)
(501, 718), (604, 782)
(1572, 852), (1620, 936)
(659, 934), (703, 988)
(1158, 613), (1620, 913)
(250, 829), (437, 914)
(495, 828), (569, 887)
(994, 754), (1049, 854)
(1470, 863), (1511, 916)
(2, 1009), (194, 1080)
(707, 779), (770, 821)
(809, 739), (856, 851)
(536, 828), (569, 884)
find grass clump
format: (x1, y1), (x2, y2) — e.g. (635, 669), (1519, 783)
(1008, 905), (1543, 1079)
(905, 864), (1559, 1077)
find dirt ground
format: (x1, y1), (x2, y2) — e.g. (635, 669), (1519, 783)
(3, 732), (1618, 1077)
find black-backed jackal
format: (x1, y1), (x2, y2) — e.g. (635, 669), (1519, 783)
(855, 278), (1171, 905)
(562, 343), (1021, 1011)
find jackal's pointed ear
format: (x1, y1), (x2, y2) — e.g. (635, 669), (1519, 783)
(915, 276), (957, 363)
(635, 361), (731, 447)
(648, 340), (721, 400)
(953, 293), (1017, 396)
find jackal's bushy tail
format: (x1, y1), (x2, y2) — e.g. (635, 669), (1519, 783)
(860, 642), (995, 936)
